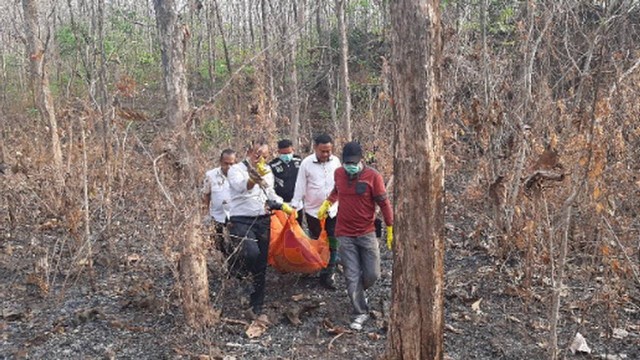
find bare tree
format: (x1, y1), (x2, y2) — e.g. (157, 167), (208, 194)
(153, 0), (215, 329)
(22, 0), (65, 189)
(212, 0), (232, 74)
(261, 0), (276, 125)
(336, 0), (352, 141)
(386, 0), (445, 358)
(206, 0), (217, 86)
(289, 0), (301, 146)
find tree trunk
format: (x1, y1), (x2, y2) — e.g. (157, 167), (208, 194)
(328, 65), (339, 136)
(154, 0), (190, 128)
(95, 0), (115, 252)
(206, 1), (217, 86)
(22, 0), (65, 189)
(247, 0), (255, 49)
(153, 0), (215, 329)
(386, 0), (445, 359)
(0, 38), (7, 110)
(289, 1), (301, 147)
(317, 7), (339, 136)
(336, 0), (352, 141)
(213, 0), (232, 74)
(261, 0), (276, 124)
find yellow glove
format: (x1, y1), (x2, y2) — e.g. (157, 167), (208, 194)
(281, 203), (297, 218)
(256, 157), (270, 176)
(386, 226), (393, 250)
(317, 200), (332, 220)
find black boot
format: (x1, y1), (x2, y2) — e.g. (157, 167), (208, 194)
(250, 291), (264, 314)
(319, 271), (337, 290)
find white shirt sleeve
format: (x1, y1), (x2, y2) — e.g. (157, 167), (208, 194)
(263, 171), (283, 203)
(227, 164), (248, 194)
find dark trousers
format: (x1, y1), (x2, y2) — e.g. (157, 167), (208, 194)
(306, 214), (338, 275)
(229, 215), (271, 310)
(212, 221), (233, 257)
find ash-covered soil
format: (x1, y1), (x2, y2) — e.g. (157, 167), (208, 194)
(2, 222), (638, 360)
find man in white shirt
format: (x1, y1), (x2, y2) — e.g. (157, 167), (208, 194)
(227, 140), (295, 315)
(202, 149), (236, 254)
(291, 134), (342, 289)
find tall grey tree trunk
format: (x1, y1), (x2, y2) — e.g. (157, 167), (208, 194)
(246, 0), (255, 49)
(289, 1), (301, 147)
(261, 0), (276, 124)
(22, 0), (65, 189)
(386, 0), (445, 358)
(317, 7), (339, 136)
(96, 0), (114, 236)
(153, 0), (215, 329)
(0, 38), (7, 111)
(154, 0), (189, 127)
(206, 1), (217, 86)
(213, 0), (232, 74)
(336, 0), (352, 141)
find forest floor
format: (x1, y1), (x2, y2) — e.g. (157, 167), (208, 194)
(2, 206), (639, 360)
(1, 166), (639, 360)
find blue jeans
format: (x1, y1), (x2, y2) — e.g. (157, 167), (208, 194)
(337, 232), (380, 315)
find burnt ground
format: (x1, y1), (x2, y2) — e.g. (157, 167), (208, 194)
(1, 221), (638, 360)
(1, 168), (639, 359)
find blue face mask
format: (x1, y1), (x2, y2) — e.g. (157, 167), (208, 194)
(279, 153), (294, 163)
(344, 163), (362, 175)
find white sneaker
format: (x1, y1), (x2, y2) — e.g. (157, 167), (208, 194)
(349, 314), (370, 331)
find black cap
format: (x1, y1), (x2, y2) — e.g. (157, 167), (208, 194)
(342, 141), (363, 163)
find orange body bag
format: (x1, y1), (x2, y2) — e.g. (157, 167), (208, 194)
(269, 210), (329, 273)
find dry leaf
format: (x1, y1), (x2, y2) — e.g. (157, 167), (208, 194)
(471, 298), (483, 313)
(245, 315), (270, 338)
(596, 354), (628, 360)
(285, 308), (302, 326)
(322, 318), (335, 329)
(612, 328), (629, 339)
(326, 326), (350, 335)
(569, 332), (591, 354)
(173, 347), (188, 356)
(127, 254), (141, 263)
(38, 218), (60, 231)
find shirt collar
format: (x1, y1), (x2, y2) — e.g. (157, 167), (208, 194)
(215, 167), (227, 179)
(313, 154), (335, 163)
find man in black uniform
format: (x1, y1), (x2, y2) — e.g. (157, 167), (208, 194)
(268, 139), (303, 219)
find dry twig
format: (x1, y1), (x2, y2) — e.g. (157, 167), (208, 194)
(328, 332), (345, 350)
(152, 152), (178, 210)
(602, 215), (640, 285)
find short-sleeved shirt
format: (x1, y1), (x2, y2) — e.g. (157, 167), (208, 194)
(202, 167), (230, 223)
(328, 166), (393, 237)
(268, 155), (302, 202)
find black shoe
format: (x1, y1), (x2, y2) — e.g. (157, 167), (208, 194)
(319, 273), (337, 290)
(252, 305), (263, 315)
